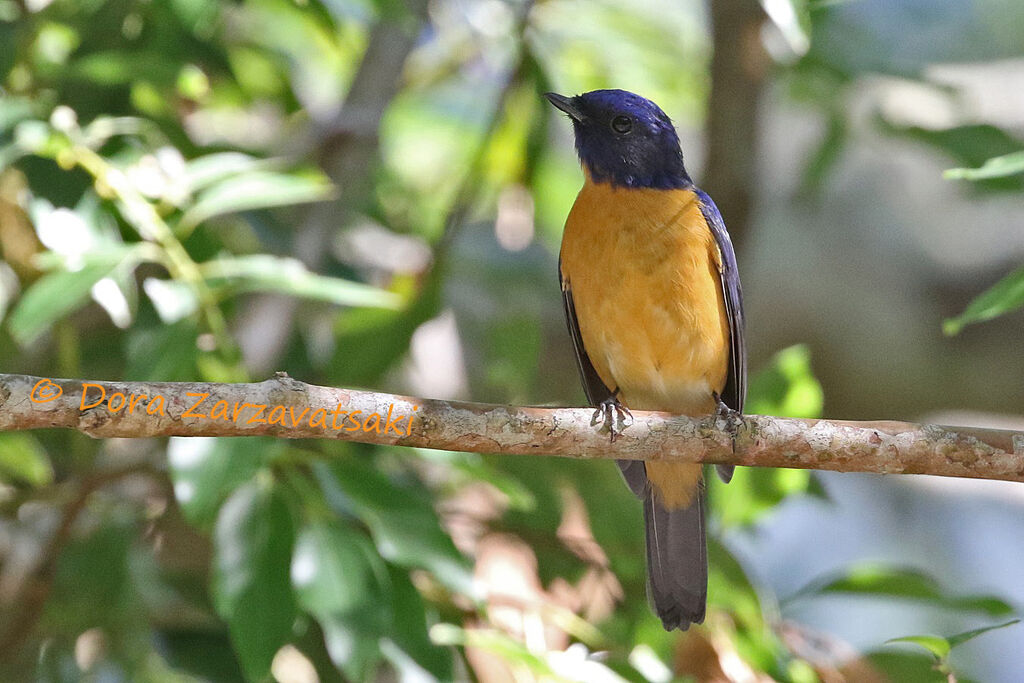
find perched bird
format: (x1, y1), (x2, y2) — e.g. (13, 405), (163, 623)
(546, 89), (746, 630)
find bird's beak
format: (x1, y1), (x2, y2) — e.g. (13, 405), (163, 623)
(544, 92), (585, 122)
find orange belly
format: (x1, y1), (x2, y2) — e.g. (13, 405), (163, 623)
(560, 179), (730, 507)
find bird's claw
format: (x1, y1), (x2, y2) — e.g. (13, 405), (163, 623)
(592, 395), (633, 443)
(712, 391), (742, 452)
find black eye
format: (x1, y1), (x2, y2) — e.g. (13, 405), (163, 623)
(611, 115), (632, 134)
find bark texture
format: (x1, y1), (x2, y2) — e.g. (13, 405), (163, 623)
(1, 374), (1022, 482)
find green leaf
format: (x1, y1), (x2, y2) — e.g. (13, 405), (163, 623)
(168, 437), (276, 528)
(383, 565), (455, 682)
(881, 121), (1024, 192)
(747, 344), (824, 419)
(70, 50), (179, 85)
(761, 0), (811, 55)
(182, 153), (280, 193)
(201, 255), (402, 309)
(46, 521), (135, 633)
(710, 466), (816, 527)
(0, 433), (53, 486)
(866, 650), (947, 683)
(798, 112), (847, 196)
(317, 458), (472, 595)
(155, 630), (247, 682)
(706, 538), (785, 671)
(318, 611), (384, 681)
(711, 344), (824, 526)
(789, 564), (1014, 616)
(142, 277), (200, 324)
(178, 171), (334, 231)
(291, 521), (379, 616)
(943, 266), (1024, 335)
(125, 321), (199, 381)
(430, 625), (558, 678)
(944, 151), (1024, 180)
(947, 619), (1020, 649)
(886, 635), (950, 662)
(7, 260), (121, 346)
(212, 480), (297, 681)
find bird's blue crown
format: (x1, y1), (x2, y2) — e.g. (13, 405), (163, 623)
(546, 89), (692, 190)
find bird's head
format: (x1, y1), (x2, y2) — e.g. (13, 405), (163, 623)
(545, 89), (691, 190)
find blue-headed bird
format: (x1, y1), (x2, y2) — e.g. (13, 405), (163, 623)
(546, 89), (746, 630)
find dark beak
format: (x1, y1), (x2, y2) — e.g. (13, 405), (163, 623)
(544, 92), (585, 122)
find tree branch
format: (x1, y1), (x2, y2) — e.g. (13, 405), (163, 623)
(1, 373), (1021, 482)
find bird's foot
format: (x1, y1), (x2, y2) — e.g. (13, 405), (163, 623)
(592, 392), (633, 443)
(712, 392), (742, 452)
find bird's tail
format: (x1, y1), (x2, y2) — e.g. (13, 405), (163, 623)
(643, 487), (707, 630)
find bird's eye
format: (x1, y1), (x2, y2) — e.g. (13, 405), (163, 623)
(611, 115), (633, 134)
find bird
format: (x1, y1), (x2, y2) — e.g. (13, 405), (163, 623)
(546, 89), (746, 630)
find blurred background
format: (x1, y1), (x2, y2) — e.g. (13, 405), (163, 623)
(1, 0), (1023, 681)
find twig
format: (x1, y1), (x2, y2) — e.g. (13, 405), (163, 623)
(1, 374), (1022, 483)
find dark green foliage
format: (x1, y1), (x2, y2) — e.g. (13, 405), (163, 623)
(1, 1), (1020, 681)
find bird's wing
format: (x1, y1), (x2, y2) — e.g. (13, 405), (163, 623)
(559, 258), (647, 498)
(695, 190), (747, 483)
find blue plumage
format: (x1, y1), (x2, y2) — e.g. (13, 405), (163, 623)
(545, 89), (692, 189)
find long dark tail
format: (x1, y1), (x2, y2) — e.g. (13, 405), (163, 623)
(643, 488), (707, 630)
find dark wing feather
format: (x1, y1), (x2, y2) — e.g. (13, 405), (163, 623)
(559, 258), (647, 498)
(695, 190), (746, 483)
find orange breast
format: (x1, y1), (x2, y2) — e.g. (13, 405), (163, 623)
(560, 179), (730, 508)
(559, 179), (730, 417)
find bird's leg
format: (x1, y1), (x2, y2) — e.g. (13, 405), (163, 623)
(592, 387), (633, 443)
(712, 391), (742, 452)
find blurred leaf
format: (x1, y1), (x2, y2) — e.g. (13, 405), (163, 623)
(760, 0), (811, 56)
(881, 121), (1024, 192)
(947, 619), (1020, 649)
(155, 629), (247, 683)
(318, 458), (472, 594)
(143, 277), (200, 324)
(483, 314), (541, 400)
(886, 620), (1020, 669)
(943, 265), (1024, 335)
(712, 344), (824, 525)
(329, 267), (442, 386)
(747, 344), (824, 418)
(178, 171), (334, 231)
(70, 50), (179, 86)
(291, 520), (379, 616)
(212, 480), (297, 681)
(798, 112), (846, 196)
(886, 634), (950, 662)
(46, 521), (136, 633)
(125, 320), (200, 381)
(201, 255), (402, 309)
(168, 437), (276, 528)
(319, 611), (385, 681)
(707, 538), (785, 672)
(7, 252), (135, 346)
(711, 465), (817, 527)
(182, 152), (280, 193)
(430, 624), (559, 678)
(416, 448), (536, 512)
(944, 151), (1024, 180)
(865, 650), (947, 683)
(383, 565), (455, 682)
(789, 564), (1014, 616)
(0, 96), (37, 134)
(0, 433), (53, 486)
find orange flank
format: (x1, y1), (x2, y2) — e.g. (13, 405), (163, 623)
(559, 176), (730, 509)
